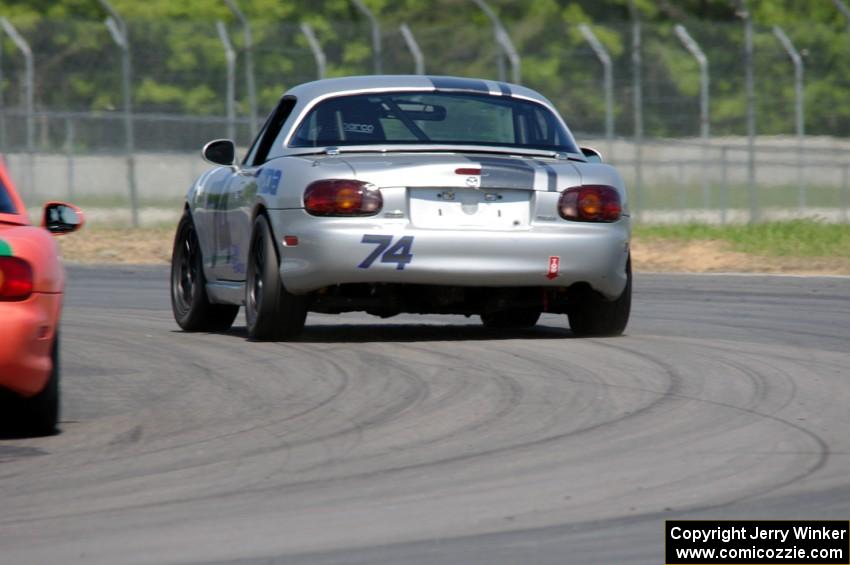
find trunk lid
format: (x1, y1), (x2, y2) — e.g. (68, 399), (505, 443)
(340, 152), (580, 230)
(339, 152), (580, 191)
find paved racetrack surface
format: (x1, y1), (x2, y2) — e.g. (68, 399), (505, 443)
(1, 266), (849, 564)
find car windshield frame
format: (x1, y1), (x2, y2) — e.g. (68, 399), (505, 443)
(287, 91), (579, 155)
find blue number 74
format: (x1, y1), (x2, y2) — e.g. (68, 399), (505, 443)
(358, 235), (414, 270)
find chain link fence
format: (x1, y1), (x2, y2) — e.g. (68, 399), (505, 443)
(1, 15), (849, 224)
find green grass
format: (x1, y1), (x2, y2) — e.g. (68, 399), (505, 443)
(635, 220), (850, 258)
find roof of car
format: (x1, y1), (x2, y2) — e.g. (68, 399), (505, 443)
(284, 75), (553, 107)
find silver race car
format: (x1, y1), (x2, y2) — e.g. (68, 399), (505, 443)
(170, 75), (631, 340)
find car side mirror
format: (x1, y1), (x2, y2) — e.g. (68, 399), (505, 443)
(43, 202), (84, 235)
(202, 139), (236, 166)
(580, 146), (603, 163)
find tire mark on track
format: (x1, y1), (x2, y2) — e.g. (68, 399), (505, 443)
(597, 340), (830, 505)
(0, 340), (683, 526)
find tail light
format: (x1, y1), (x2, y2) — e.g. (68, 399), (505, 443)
(558, 185), (622, 222)
(0, 257), (34, 301)
(304, 180), (382, 216)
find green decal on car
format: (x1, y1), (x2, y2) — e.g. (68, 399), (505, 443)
(0, 239), (12, 256)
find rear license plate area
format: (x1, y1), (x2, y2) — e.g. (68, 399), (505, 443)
(408, 188), (530, 229)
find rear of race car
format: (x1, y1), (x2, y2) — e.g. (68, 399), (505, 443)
(0, 230), (63, 397)
(268, 153), (631, 313)
(181, 78), (632, 336)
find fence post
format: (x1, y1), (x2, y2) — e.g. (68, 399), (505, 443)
(773, 26), (806, 211)
(99, 1), (139, 227)
(216, 21), (237, 141)
(300, 23), (326, 80)
(628, 0), (643, 222)
(64, 118), (75, 201)
(497, 28), (520, 84)
(735, 0), (758, 223)
(720, 145), (728, 225)
(578, 24), (614, 159)
(223, 0), (257, 137)
(472, 0), (507, 82)
(0, 18), (34, 199)
(674, 24), (710, 210)
(399, 24), (425, 75)
(351, 0), (382, 74)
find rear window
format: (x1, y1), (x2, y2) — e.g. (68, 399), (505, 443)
(290, 91), (578, 153)
(0, 177), (16, 214)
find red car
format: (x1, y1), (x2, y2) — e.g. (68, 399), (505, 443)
(0, 159), (83, 435)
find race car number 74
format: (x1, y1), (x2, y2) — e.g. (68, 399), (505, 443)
(358, 235), (414, 270)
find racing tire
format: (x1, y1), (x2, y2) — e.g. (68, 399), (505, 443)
(10, 334), (61, 436)
(171, 211), (239, 332)
(481, 310), (541, 329)
(245, 214), (307, 341)
(567, 257), (631, 337)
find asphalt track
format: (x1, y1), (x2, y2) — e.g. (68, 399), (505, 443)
(1, 265), (849, 564)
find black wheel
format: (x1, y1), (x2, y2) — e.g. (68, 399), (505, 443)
(6, 334), (60, 436)
(245, 214), (307, 341)
(171, 211), (239, 331)
(481, 310), (541, 329)
(567, 257), (631, 337)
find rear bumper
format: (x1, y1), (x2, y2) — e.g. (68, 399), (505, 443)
(269, 209), (631, 299)
(0, 293), (61, 397)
